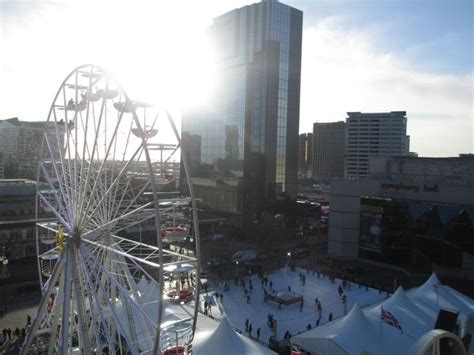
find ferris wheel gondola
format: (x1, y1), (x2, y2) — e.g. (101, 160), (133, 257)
(39, 234), (56, 245)
(40, 252), (59, 277)
(132, 127), (158, 139)
(96, 88), (119, 100)
(114, 101), (135, 113)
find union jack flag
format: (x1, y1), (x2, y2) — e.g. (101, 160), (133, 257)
(381, 307), (403, 334)
(291, 345), (303, 355)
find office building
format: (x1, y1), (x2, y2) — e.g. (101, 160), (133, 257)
(328, 155), (474, 275)
(345, 111), (409, 178)
(0, 179), (53, 259)
(0, 153), (4, 179)
(312, 121), (345, 179)
(181, 0), (303, 224)
(0, 117), (66, 179)
(298, 133), (312, 178)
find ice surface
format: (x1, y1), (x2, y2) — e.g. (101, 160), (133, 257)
(200, 267), (387, 344)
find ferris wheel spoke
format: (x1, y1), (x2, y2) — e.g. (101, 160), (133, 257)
(37, 191), (71, 232)
(62, 123), (77, 227)
(78, 112), (128, 227)
(75, 67), (95, 214)
(80, 143), (145, 227)
(51, 108), (75, 221)
(81, 202), (154, 240)
(76, 86), (109, 221)
(39, 162), (71, 223)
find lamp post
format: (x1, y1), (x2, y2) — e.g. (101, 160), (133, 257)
(187, 237), (194, 257)
(284, 252), (291, 292)
(0, 243), (9, 315)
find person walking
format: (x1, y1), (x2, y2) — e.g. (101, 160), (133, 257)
(256, 327), (261, 340)
(329, 312), (333, 322)
(248, 323), (253, 337)
(300, 299), (304, 312)
(245, 319), (249, 332)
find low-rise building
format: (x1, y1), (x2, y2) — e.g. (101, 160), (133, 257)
(328, 155), (474, 276)
(0, 179), (52, 259)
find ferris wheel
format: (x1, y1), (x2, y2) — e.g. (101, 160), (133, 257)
(22, 65), (201, 354)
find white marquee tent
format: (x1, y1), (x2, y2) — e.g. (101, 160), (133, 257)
(193, 317), (277, 355)
(292, 273), (474, 355)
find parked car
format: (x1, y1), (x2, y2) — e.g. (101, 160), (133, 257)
(289, 247), (310, 259)
(210, 233), (224, 241)
(206, 257), (225, 268)
(231, 250), (257, 263)
(257, 253), (269, 261)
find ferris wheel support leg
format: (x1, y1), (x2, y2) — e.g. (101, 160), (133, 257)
(83, 246), (156, 327)
(71, 245), (92, 354)
(81, 245), (139, 355)
(117, 251), (156, 348)
(79, 251), (117, 354)
(47, 268), (67, 355)
(59, 245), (73, 355)
(21, 253), (65, 355)
(36, 225), (45, 290)
(109, 249), (140, 351)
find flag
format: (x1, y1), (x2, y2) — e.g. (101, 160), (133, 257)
(432, 283), (439, 292)
(291, 345), (303, 355)
(381, 307), (403, 334)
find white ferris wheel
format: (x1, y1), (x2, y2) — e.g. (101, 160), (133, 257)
(22, 65), (201, 354)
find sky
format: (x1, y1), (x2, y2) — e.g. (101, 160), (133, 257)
(0, 0), (472, 157)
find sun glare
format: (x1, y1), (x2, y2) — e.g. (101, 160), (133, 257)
(60, 1), (217, 112)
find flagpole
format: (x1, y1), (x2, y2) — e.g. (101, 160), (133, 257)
(380, 307), (383, 355)
(437, 288), (439, 309)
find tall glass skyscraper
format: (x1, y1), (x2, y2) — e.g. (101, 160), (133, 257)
(182, 0), (302, 224)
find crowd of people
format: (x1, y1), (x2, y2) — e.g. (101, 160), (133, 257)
(0, 314), (31, 352)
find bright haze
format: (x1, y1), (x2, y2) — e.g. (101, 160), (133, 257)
(1, 0), (472, 157)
